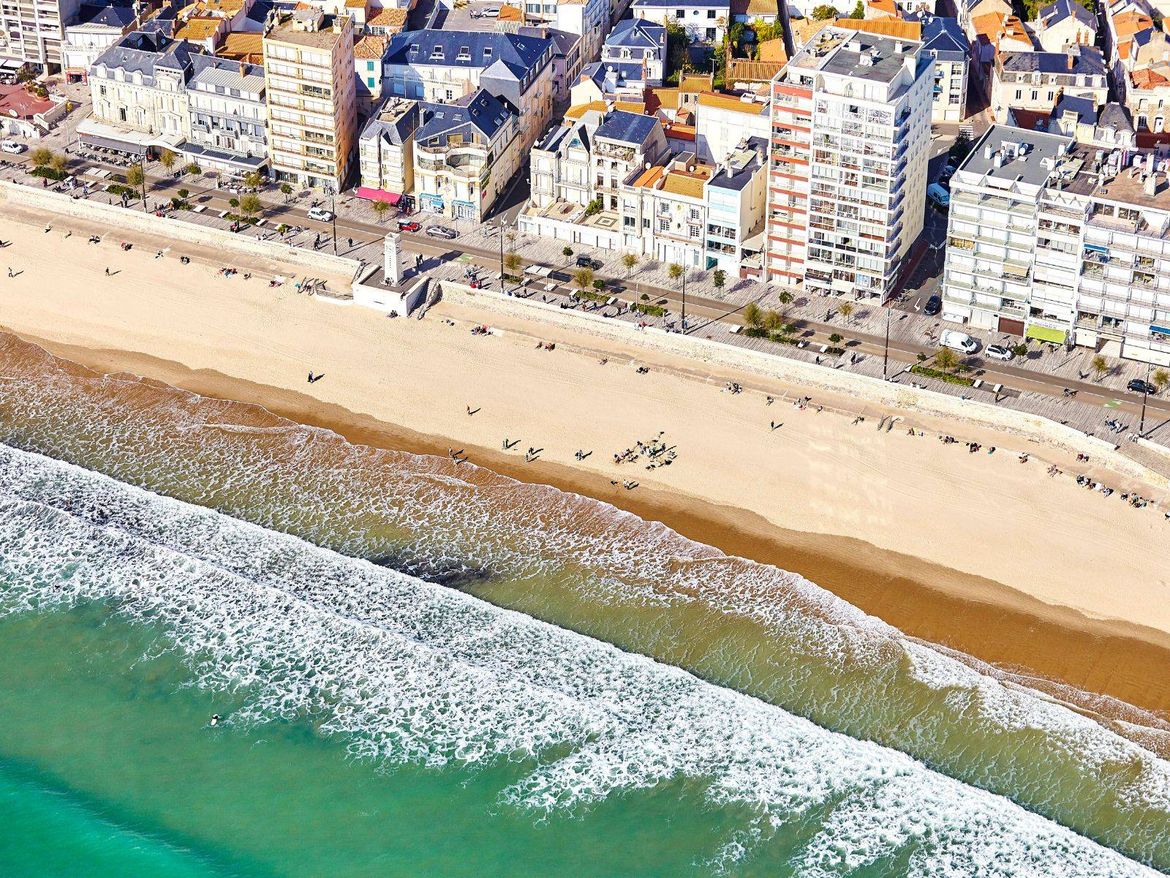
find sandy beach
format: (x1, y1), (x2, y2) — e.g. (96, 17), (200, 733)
(2, 208), (1169, 716)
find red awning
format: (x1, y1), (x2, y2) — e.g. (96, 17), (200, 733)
(356, 186), (401, 205)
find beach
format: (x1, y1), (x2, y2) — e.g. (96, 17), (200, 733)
(1, 207), (1169, 717)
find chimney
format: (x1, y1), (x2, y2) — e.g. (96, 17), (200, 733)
(1145, 171), (1158, 196)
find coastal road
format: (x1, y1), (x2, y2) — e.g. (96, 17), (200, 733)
(10, 153), (1170, 426)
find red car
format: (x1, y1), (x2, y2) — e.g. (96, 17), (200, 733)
(397, 220), (421, 232)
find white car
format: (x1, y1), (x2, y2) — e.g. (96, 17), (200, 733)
(940, 329), (979, 355)
(985, 344), (1014, 361)
(0, 140), (25, 154)
(307, 206), (334, 222)
(480, 6), (500, 16)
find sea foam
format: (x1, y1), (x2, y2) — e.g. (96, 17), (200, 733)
(0, 442), (1161, 877)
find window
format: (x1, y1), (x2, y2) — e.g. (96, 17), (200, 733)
(706, 28), (715, 39)
(707, 8), (716, 16)
(658, 218), (670, 232)
(675, 9), (684, 17)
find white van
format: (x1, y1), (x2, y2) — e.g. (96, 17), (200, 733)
(927, 183), (950, 209)
(941, 329), (979, 354)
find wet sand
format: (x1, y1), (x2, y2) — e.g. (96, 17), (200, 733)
(1, 208), (1169, 723)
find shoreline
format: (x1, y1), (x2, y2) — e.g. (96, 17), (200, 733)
(13, 330), (1170, 725)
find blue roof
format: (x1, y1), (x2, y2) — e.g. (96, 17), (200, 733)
(594, 110), (659, 146)
(76, 2), (138, 28)
(581, 60), (650, 93)
(384, 30), (552, 81)
(416, 88), (516, 143)
(606, 18), (666, 51)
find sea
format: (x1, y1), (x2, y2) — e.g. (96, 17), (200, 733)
(0, 329), (1168, 877)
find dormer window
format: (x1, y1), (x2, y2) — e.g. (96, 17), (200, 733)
(430, 47), (444, 60)
(483, 47), (492, 59)
(457, 45), (470, 60)
(408, 44), (419, 54)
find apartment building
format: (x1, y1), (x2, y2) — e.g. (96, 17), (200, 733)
(765, 24), (933, 300)
(63, 2), (139, 82)
(517, 26), (581, 106)
(412, 88), (520, 222)
(631, 0), (730, 44)
(1031, 0), (1096, 52)
(357, 96), (418, 205)
(521, 0), (608, 68)
(602, 18), (667, 87)
(705, 136), (768, 277)
(942, 125), (1170, 365)
(263, 8), (356, 191)
(382, 30), (554, 152)
(183, 53), (267, 172)
(84, 30), (200, 154)
(920, 16), (967, 123)
(991, 46), (1108, 123)
(0, 0), (82, 72)
(625, 153), (715, 267)
(693, 90), (769, 164)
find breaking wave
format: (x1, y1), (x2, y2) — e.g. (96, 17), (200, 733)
(0, 442), (1161, 877)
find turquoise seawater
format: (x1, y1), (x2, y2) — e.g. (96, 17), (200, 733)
(0, 332), (1168, 875)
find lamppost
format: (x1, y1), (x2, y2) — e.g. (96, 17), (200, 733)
(324, 184), (338, 255)
(1140, 361), (1152, 436)
(883, 298), (892, 380)
(496, 218), (506, 294)
(681, 264), (687, 332)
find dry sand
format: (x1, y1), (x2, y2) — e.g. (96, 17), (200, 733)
(2, 210), (1169, 716)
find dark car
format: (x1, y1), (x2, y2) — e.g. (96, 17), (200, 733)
(924, 294), (942, 316)
(575, 255), (601, 269)
(397, 220), (421, 232)
(1128, 378), (1158, 395)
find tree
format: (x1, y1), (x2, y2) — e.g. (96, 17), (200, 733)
(584, 196), (603, 217)
(244, 171), (263, 190)
(573, 266), (595, 292)
(177, 188), (190, 200)
(185, 162), (201, 176)
(668, 262), (683, 285)
(743, 301), (763, 328)
(1090, 354), (1109, 380)
(372, 200), (391, 222)
(157, 149), (176, 172)
(935, 347), (960, 372)
(811, 4), (837, 19)
(1154, 369), (1170, 392)
(621, 252), (638, 277)
(29, 146), (52, 168)
(228, 196), (240, 209)
(505, 252), (522, 276)
(762, 309), (785, 332)
(663, 18), (690, 84)
(562, 246), (574, 261)
(1011, 343), (1029, 358)
(839, 301), (855, 323)
(777, 290), (793, 307)
(280, 182), (293, 201)
(239, 193), (261, 218)
(49, 152), (67, 175)
(850, 0), (864, 16)
(829, 333), (843, 344)
(125, 163), (144, 190)
(713, 268), (726, 291)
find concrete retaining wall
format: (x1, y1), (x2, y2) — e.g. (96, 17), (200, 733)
(0, 180), (361, 280)
(441, 281), (1170, 491)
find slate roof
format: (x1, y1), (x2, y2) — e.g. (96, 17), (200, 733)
(384, 30), (552, 81)
(189, 52), (265, 92)
(73, 3), (138, 29)
(1037, 0), (1095, 29)
(580, 60), (649, 92)
(999, 45), (1105, 76)
(920, 16), (968, 63)
(92, 31), (201, 84)
(360, 99), (420, 145)
(517, 25), (580, 59)
(606, 18), (666, 51)
(594, 109), (659, 145)
(416, 88), (516, 143)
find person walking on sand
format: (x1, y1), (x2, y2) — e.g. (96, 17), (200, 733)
(104, 267), (110, 276)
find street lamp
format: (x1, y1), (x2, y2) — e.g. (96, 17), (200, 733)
(496, 218), (507, 294)
(1140, 361), (1152, 436)
(681, 264), (687, 332)
(882, 297), (892, 380)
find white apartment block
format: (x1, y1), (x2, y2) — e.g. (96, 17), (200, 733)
(766, 25), (933, 300)
(357, 96), (418, 204)
(63, 2), (139, 83)
(943, 125), (1170, 365)
(631, 0), (730, 44)
(0, 0), (81, 71)
(920, 16), (968, 123)
(263, 8), (357, 191)
(522, 0), (609, 68)
(693, 91), (770, 165)
(184, 54), (268, 172)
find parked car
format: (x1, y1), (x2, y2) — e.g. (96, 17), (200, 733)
(1128, 378), (1158, 395)
(575, 255), (601, 270)
(926, 183), (950, 209)
(940, 329), (979, 354)
(985, 344), (1014, 361)
(923, 294), (942, 316)
(427, 225), (458, 239)
(397, 220), (421, 232)
(0, 140), (25, 154)
(480, 5), (500, 16)
(307, 206), (334, 222)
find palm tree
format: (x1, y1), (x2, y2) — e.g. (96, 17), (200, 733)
(935, 347), (960, 372)
(743, 301), (763, 328)
(372, 200), (391, 223)
(1154, 369), (1170, 393)
(777, 290), (793, 307)
(279, 182), (293, 202)
(573, 266), (595, 293)
(243, 171), (263, 190)
(157, 149), (176, 173)
(1090, 354), (1109, 381)
(839, 301), (855, 323)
